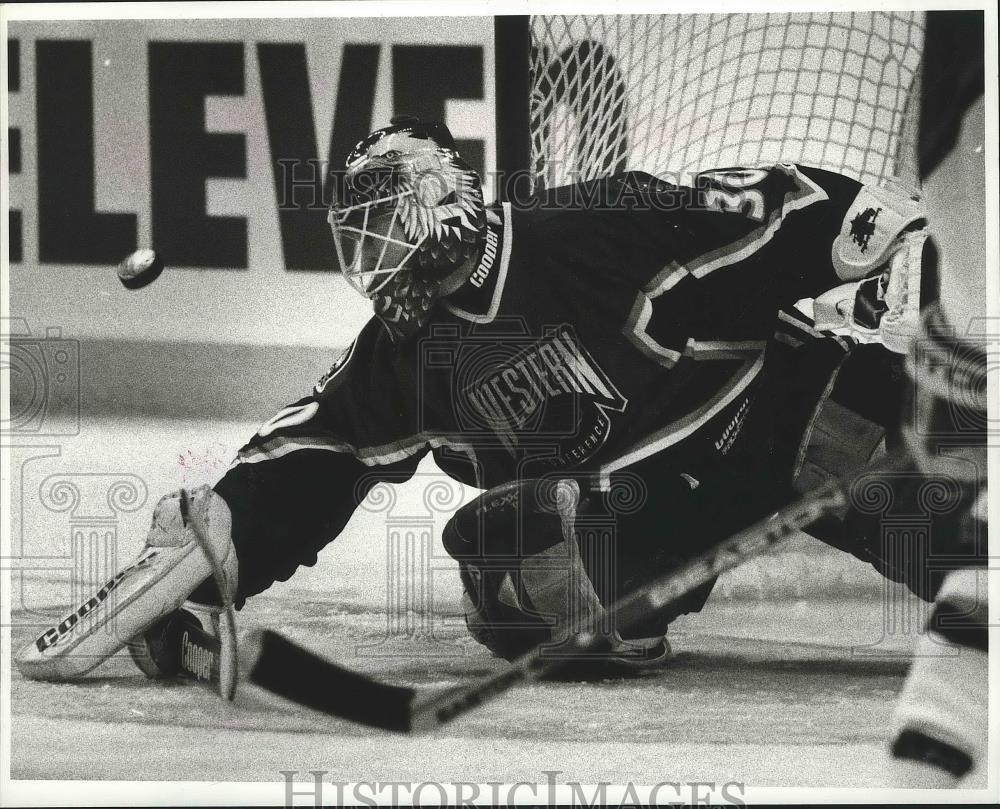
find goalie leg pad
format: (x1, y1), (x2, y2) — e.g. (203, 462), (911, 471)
(458, 565), (551, 660)
(518, 515), (611, 648)
(442, 477), (572, 563)
(15, 485), (238, 681)
(446, 479), (671, 670)
(444, 479), (579, 660)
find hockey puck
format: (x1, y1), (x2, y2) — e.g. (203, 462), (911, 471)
(117, 248), (164, 289)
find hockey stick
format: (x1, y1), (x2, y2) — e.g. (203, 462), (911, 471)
(240, 451), (908, 732)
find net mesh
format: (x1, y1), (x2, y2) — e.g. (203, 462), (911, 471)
(529, 13), (925, 191)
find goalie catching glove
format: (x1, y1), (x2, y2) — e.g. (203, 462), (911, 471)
(15, 485), (238, 682)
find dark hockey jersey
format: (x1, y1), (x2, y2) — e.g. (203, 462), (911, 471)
(216, 163), (866, 599)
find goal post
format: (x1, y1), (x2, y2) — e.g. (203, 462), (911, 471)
(495, 12), (925, 194)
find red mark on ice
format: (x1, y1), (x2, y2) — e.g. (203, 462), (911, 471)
(177, 443), (232, 486)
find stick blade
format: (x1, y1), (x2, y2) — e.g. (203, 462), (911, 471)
(240, 629), (416, 732)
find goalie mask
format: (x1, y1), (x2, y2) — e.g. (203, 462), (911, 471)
(328, 116), (487, 341)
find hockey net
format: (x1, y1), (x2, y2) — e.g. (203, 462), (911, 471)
(528, 13), (925, 191)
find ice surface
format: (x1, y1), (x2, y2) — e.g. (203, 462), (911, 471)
(8, 416), (925, 786)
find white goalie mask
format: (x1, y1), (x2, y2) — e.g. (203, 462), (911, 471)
(328, 117), (486, 340)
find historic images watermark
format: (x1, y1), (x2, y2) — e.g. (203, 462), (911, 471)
(2, 317), (81, 437)
(849, 314), (997, 657)
(279, 157), (768, 219)
(2, 315), (153, 654)
(4, 461), (151, 650)
(280, 769), (747, 807)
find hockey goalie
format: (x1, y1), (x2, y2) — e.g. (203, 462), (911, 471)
(17, 116), (954, 684)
